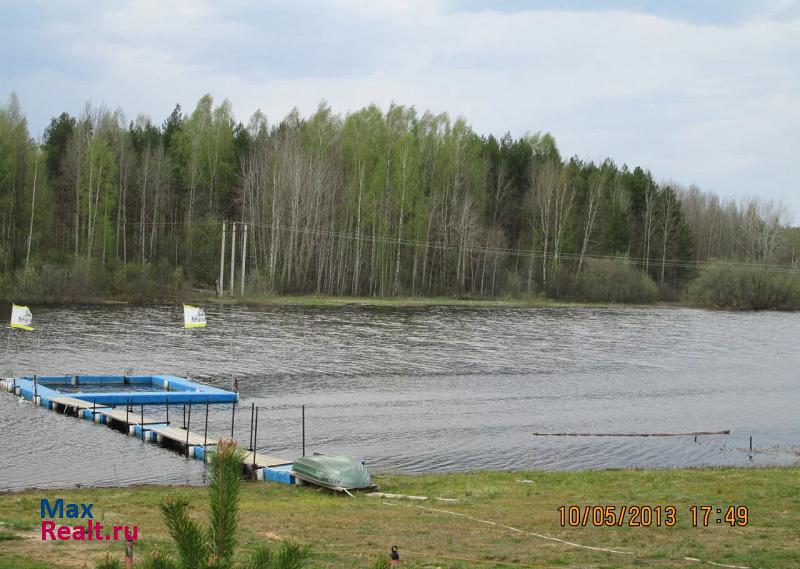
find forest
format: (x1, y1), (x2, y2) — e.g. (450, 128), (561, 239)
(1, 92), (798, 307)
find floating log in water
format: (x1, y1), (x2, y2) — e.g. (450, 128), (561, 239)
(531, 430), (730, 437)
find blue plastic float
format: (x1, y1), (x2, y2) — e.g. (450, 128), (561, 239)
(6, 374), (238, 405)
(0, 375), (306, 486)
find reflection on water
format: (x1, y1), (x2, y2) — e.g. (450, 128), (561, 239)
(1, 304), (798, 491)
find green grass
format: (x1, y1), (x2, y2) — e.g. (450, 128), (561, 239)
(201, 292), (637, 309)
(1, 289), (663, 310)
(0, 556), (54, 569)
(0, 467), (797, 568)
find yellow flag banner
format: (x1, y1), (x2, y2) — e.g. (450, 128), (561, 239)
(183, 304), (207, 329)
(10, 303), (34, 331)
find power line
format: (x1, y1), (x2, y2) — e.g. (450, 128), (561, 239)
(118, 218), (800, 274)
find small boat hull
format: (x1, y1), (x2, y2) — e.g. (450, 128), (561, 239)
(292, 454), (373, 491)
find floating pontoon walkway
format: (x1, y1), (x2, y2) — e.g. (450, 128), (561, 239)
(1, 375), (295, 484)
(10, 374), (239, 405)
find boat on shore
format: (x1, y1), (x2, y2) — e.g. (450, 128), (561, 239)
(292, 453), (374, 492)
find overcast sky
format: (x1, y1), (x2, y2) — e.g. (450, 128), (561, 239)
(2, 0), (799, 221)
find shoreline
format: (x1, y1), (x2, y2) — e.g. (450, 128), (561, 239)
(1, 292), (686, 310)
(1, 466), (797, 568)
(8, 290), (796, 311)
(1, 460), (795, 495)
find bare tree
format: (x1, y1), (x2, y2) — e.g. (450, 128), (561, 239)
(576, 169), (606, 275)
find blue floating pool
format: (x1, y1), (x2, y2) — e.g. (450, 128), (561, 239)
(9, 375), (239, 406)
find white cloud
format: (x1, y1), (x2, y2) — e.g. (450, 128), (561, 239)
(4, 1), (799, 219)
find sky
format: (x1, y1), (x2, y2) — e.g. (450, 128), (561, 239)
(1, 0), (799, 221)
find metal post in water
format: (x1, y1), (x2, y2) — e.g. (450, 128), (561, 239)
(302, 405), (306, 457)
(183, 404), (186, 430)
(230, 401), (236, 439)
(253, 406), (258, 467)
(248, 402), (255, 451)
(203, 400), (209, 462)
(126, 399), (130, 432)
(186, 402), (192, 456)
(750, 436), (753, 453)
(33, 374), (38, 399)
(166, 402), (170, 425)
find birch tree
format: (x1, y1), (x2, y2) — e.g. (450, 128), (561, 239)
(576, 166), (606, 275)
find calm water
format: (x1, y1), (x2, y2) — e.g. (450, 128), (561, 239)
(1, 304), (798, 491)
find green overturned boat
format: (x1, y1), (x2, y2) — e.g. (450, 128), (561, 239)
(292, 454), (373, 492)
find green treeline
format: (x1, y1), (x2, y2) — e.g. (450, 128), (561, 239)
(1, 92), (798, 305)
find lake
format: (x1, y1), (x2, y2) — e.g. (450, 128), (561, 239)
(1, 304), (798, 491)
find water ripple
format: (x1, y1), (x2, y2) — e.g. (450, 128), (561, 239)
(1, 304), (798, 490)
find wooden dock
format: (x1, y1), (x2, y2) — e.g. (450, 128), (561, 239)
(96, 405), (292, 468)
(3, 378), (295, 481)
(97, 407), (164, 426)
(50, 395), (110, 413)
(147, 423), (215, 447)
(245, 451), (293, 468)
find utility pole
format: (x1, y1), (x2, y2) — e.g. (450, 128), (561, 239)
(218, 221), (226, 296)
(240, 224), (248, 296)
(25, 147), (39, 272)
(229, 222), (237, 296)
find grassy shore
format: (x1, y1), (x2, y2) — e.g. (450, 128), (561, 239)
(203, 293), (612, 309)
(0, 467), (797, 568)
(3, 289), (671, 309)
